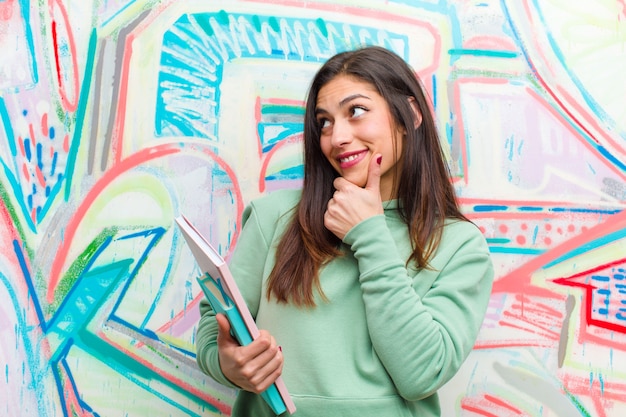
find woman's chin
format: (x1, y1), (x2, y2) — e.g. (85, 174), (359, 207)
(341, 174), (367, 188)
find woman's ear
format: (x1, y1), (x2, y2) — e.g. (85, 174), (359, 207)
(408, 97), (422, 130)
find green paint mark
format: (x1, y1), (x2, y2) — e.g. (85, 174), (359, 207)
(0, 180), (28, 252)
(146, 344), (174, 365)
(563, 386), (591, 417)
(48, 227), (118, 315)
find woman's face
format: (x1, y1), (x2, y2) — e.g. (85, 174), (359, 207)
(315, 75), (404, 200)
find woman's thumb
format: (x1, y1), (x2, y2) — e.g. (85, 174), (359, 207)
(216, 314), (235, 345)
(365, 154), (382, 192)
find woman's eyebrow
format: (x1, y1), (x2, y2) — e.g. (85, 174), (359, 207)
(339, 93), (370, 107)
(315, 93), (371, 115)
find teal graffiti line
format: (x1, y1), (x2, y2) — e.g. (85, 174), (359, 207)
(101, 0), (140, 27)
(447, 5), (464, 65)
(17, 0), (38, 84)
(489, 246), (546, 255)
(48, 260), (133, 362)
(0, 102), (39, 232)
(63, 28), (98, 202)
(258, 122), (303, 152)
(486, 238), (511, 244)
(532, 224), (539, 245)
(265, 165), (303, 181)
(448, 48), (519, 58)
(391, 0), (450, 12)
(544, 228), (626, 269)
(0, 97), (17, 156)
(258, 103), (305, 152)
(260, 104), (305, 116)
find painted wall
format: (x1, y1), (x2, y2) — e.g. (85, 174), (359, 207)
(1, 0), (625, 416)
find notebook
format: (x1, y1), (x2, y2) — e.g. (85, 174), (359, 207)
(175, 215), (296, 415)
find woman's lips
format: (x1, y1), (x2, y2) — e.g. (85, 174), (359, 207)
(337, 150), (368, 169)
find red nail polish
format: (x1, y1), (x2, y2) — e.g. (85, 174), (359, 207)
(376, 156), (382, 165)
(279, 346), (282, 352)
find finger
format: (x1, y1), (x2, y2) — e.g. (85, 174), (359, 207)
(234, 332), (282, 392)
(333, 176), (351, 192)
(365, 153), (382, 192)
(249, 356), (284, 393)
(216, 313), (238, 347)
(246, 339), (283, 393)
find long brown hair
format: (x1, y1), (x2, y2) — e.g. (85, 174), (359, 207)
(266, 46), (467, 306)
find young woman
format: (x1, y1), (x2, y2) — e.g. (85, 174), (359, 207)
(195, 46), (494, 416)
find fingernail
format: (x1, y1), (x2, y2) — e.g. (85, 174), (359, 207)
(279, 346), (282, 352)
(376, 156), (382, 165)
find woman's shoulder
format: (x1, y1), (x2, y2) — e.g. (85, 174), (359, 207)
(430, 218), (492, 270)
(243, 188), (301, 225)
(442, 218), (489, 248)
(249, 188), (301, 211)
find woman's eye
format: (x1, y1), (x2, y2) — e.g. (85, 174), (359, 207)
(319, 118), (331, 129)
(351, 106), (366, 117)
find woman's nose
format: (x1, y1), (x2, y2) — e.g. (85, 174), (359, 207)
(330, 120), (352, 147)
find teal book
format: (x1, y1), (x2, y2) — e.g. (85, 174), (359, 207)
(175, 215), (296, 415)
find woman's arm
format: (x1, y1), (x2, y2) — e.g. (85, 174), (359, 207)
(343, 217), (494, 400)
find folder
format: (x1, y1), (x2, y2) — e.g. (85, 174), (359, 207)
(175, 215), (296, 415)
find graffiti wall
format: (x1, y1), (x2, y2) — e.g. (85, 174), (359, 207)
(1, 0), (624, 416)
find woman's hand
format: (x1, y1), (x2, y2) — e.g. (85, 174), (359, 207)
(216, 314), (283, 394)
(324, 154), (384, 240)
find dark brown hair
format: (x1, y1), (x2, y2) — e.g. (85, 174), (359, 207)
(267, 46), (467, 306)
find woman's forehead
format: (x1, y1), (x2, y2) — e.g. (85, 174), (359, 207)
(316, 76), (380, 105)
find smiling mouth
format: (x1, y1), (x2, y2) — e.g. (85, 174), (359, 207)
(339, 154), (360, 163)
(336, 151), (367, 169)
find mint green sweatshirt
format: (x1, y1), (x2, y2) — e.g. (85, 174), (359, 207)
(196, 189), (494, 417)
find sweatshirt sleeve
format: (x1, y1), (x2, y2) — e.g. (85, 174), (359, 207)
(343, 215), (494, 400)
(194, 201), (270, 388)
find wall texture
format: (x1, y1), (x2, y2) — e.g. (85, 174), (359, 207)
(1, 0), (625, 416)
